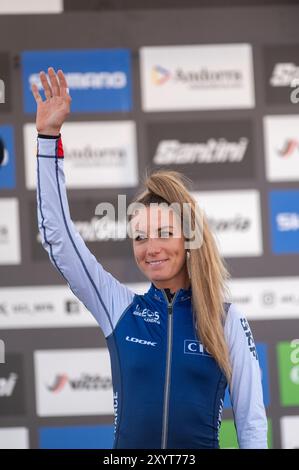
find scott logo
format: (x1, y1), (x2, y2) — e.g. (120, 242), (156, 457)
(240, 318), (258, 359)
(184, 340), (212, 357)
(126, 336), (157, 347)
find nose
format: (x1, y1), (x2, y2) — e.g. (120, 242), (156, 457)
(146, 237), (162, 257)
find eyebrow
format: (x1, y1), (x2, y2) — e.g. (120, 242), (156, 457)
(158, 226), (174, 231)
(133, 225), (174, 234)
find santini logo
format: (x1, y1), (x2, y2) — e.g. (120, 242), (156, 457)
(0, 373), (18, 397)
(153, 138), (248, 165)
(270, 63), (299, 87)
(184, 340), (212, 357)
(126, 336), (157, 347)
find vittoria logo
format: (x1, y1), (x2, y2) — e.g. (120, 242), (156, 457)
(47, 373), (112, 392)
(277, 139), (299, 158)
(35, 349), (113, 416)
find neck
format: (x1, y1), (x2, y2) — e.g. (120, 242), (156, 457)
(152, 277), (191, 294)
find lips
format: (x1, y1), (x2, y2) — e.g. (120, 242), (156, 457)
(146, 259), (168, 266)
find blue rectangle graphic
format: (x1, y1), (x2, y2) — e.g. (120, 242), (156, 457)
(269, 190), (299, 254)
(39, 424), (114, 449)
(22, 49), (132, 113)
(0, 125), (16, 189)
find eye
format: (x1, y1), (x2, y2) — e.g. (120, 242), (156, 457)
(160, 230), (173, 238)
(134, 234), (147, 241)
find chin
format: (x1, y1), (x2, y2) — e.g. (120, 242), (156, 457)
(150, 274), (170, 282)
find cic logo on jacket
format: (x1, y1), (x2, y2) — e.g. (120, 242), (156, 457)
(184, 340), (212, 357)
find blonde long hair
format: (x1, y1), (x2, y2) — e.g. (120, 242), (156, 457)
(132, 170), (232, 382)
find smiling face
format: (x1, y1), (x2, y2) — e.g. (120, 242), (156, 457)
(131, 204), (190, 293)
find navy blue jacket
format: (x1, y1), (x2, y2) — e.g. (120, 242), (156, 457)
(36, 135), (268, 449)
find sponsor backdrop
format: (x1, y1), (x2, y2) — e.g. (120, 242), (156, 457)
(0, 0), (299, 449)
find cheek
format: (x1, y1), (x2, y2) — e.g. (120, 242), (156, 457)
(170, 238), (185, 259)
(133, 244), (144, 264)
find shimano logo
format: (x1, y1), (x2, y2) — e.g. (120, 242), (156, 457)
(153, 138), (248, 165)
(132, 304), (160, 325)
(30, 71), (127, 90)
(184, 340), (212, 357)
(126, 336), (157, 347)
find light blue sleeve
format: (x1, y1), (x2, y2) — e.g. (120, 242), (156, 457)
(36, 135), (135, 337)
(224, 303), (268, 449)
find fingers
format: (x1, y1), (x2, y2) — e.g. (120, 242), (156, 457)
(40, 71), (52, 100)
(36, 67), (69, 102)
(57, 69), (69, 97)
(31, 83), (42, 103)
(48, 67), (60, 97)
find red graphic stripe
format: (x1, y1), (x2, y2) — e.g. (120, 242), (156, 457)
(57, 137), (64, 158)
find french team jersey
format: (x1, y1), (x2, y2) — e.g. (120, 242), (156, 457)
(36, 135), (268, 449)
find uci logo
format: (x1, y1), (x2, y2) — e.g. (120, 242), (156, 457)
(184, 339), (212, 357)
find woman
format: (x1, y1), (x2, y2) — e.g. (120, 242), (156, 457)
(32, 67), (268, 449)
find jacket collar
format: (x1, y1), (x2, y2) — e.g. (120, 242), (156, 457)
(147, 282), (192, 304)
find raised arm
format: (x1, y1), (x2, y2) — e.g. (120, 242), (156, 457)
(224, 303), (268, 449)
(32, 68), (135, 337)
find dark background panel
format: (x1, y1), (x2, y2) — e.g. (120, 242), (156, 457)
(0, 3), (299, 449)
(64, 0), (299, 11)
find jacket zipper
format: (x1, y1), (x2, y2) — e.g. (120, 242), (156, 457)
(161, 290), (178, 449)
